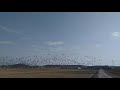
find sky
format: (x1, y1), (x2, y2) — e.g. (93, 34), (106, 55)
(0, 12), (120, 66)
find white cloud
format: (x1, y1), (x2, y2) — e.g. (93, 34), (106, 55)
(112, 32), (120, 37)
(45, 41), (64, 46)
(0, 25), (24, 35)
(0, 41), (15, 45)
(48, 47), (63, 51)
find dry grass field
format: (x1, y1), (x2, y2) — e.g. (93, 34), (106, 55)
(0, 68), (97, 78)
(106, 69), (120, 78)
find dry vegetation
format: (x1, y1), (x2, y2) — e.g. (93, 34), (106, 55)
(106, 69), (120, 78)
(0, 68), (97, 78)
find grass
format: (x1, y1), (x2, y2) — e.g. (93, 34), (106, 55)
(0, 68), (97, 78)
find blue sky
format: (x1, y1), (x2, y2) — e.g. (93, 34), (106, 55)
(1, 12), (120, 65)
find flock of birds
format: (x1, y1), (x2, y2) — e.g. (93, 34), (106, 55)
(0, 54), (103, 66)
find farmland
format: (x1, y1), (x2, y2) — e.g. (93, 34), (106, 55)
(0, 68), (97, 78)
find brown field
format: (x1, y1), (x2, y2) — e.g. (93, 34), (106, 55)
(0, 68), (97, 78)
(106, 69), (120, 78)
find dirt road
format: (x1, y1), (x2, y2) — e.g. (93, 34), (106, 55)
(98, 69), (112, 78)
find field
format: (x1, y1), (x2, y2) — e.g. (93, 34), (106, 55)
(106, 69), (120, 78)
(0, 68), (97, 78)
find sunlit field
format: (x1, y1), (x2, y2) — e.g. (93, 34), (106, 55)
(0, 68), (97, 78)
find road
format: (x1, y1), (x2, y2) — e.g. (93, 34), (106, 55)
(97, 69), (112, 78)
